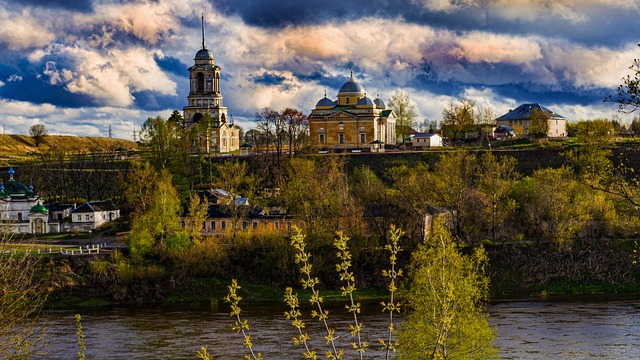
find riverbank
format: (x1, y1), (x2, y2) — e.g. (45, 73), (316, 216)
(43, 238), (640, 310)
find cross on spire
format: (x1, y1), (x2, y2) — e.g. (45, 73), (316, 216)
(201, 13), (206, 49)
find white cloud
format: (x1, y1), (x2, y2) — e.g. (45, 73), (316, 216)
(7, 74), (22, 82)
(0, 8), (55, 50)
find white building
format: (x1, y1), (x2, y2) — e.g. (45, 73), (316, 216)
(71, 201), (120, 230)
(0, 167), (49, 234)
(496, 103), (567, 138)
(412, 133), (443, 148)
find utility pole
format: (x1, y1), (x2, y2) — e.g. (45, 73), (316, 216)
(133, 126), (137, 142)
(108, 124), (112, 138)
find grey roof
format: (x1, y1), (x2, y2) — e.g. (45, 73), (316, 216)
(413, 133), (440, 138)
(338, 73), (365, 94)
(496, 103), (565, 121)
(356, 96), (374, 106)
(316, 96), (335, 107)
(72, 201), (119, 213)
(374, 97), (385, 107)
(195, 48), (214, 60)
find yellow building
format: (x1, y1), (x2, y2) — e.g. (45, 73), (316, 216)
(309, 70), (396, 151)
(182, 15), (239, 153)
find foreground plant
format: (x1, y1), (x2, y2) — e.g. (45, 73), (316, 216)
(290, 228), (343, 359)
(75, 314), (86, 360)
(334, 231), (367, 357)
(379, 226), (403, 358)
(224, 279), (264, 360)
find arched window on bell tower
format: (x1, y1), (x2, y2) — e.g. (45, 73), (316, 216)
(197, 72), (205, 92)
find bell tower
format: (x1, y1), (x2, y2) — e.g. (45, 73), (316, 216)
(183, 14), (228, 127)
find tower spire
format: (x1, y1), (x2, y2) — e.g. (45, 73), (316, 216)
(201, 13), (206, 49)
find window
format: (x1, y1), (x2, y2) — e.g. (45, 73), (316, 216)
(252, 222), (258, 230)
(77, 215), (81, 221)
(339, 122), (344, 130)
(86, 215), (90, 221)
(339, 132), (345, 144)
(211, 221), (216, 230)
(242, 221), (248, 230)
(360, 133), (365, 143)
(319, 134), (325, 144)
(287, 222), (292, 230)
(275, 221), (280, 229)
(346, 97), (350, 104)
(221, 221), (226, 230)
(197, 72), (205, 92)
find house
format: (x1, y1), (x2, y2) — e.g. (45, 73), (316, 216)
(182, 203), (299, 236)
(308, 69), (396, 151)
(71, 201), (120, 230)
(492, 126), (516, 140)
(496, 103), (567, 138)
(412, 133), (443, 148)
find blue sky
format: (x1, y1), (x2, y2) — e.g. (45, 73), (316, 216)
(0, 0), (638, 138)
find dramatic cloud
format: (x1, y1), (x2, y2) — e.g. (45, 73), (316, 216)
(0, 0), (637, 138)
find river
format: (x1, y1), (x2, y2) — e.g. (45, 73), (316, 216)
(36, 297), (640, 359)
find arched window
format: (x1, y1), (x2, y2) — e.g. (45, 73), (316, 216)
(197, 72), (205, 92)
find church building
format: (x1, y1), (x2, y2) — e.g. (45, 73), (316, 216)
(0, 167), (49, 234)
(308, 70), (396, 151)
(183, 15), (239, 153)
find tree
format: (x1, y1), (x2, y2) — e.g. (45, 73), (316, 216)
(476, 153), (519, 244)
(398, 220), (497, 360)
(29, 124), (48, 148)
(140, 116), (185, 173)
(127, 169), (182, 259)
(0, 234), (49, 358)
(441, 99), (476, 142)
(212, 160), (260, 240)
(607, 44), (640, 113)
(425, 151), (477, 239)
(527, 108), (550, 139)
(388, 90), (418, 146)
(281, 108), (309, 157)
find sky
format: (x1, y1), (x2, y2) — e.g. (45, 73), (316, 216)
(0, 0), (638, 139)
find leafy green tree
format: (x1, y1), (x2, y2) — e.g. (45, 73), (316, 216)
(388, 90), (418, 146)
(388, 163), (440, 240)
(426, 151), (476, 239)
(441, 99), (476, 142)
(284, 157), (361, 237)
(526, 108), (550, 139)
(515, 167), (586, 247)
(631, 116), (640, 135)
(127, 169), (182, 259)
(213, 160), (260, 240)
(398, 220), (497, 360)
(566, 119), (615, 141)
(476, 153), (519, 244)
(140, 115), (186, 173)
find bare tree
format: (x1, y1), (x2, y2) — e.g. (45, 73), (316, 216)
(29, 124), (48, 148)
(607, 44), (640, 113)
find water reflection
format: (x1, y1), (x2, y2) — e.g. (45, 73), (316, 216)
(38, 299), (640, 359)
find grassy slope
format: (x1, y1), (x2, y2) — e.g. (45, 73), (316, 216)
(0, 134), (138, 165)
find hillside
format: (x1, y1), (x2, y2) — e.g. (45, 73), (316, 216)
(0, 134), (138, 164)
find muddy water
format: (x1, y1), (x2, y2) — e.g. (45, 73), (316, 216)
(37, 299), (640, 359)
